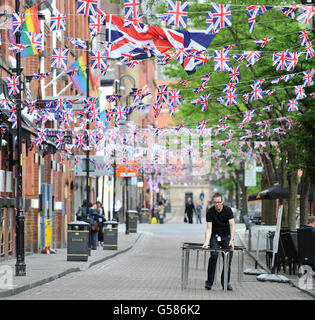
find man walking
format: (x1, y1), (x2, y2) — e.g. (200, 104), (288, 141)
(184, 197), (196, 224)
(202, 193), (235, 291)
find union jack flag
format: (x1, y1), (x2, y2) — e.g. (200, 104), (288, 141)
(233, 54), (244, 63)
(197, 120), (208, 131)
(217, 96), (225, 104)
(280, 6), (298, 19)
(25, 32), (43, 52)
(168, 103), (177, 117)
(251, 85), (263, 101)
(9, 112), (17, 129)
(194, 52), (212, 67)
(66, 37), (87, 49)
(242, 93), (249, 104)
(179, 79), (188, 86)
(228, 66), (240, 83)
(157, 54), (172, 65)
(113, 106), (127, 122)
(287, 99), (298, 111)
(225, 89), (237, 105)
(89, 107), (101, 122)
(273, 51), (288, 71)
(9, 43), (29, 53)
(242, 110), (255, 123)
(89, 13), (105, 37)
(222, 82), (236, 94)
(211, 3), (232, 33)
(157, 85), (168, 104)
(54, 99), (66, 112)
(219, 115), (229, 123)
(12, 13), (25, 34)
(302, 70), (314, 87)
(55, 133), (64, 149)
(205, 12), (215, 35)
(213, 49), (230, 71)
(168, 90), (182, 106)
(243, 51), (262, 66)
(200, 94), (210, 111)
(263, 104), (273, 112)
(297, 5), (315, 24)
(124, 0), (140, 26)
(286, 118), (294, 130)
(50, 13), (66, 32)
(264, 89), (276, 96)
(7, 76), (20, 96)
(295, 85), (306, 100)
(35, 128), (47, 146)
(254, 37), (273, 48)
(51, 48), (69, 69)
(285, 52), (300, 71)
(153, 103), (162, 118)
(167, 1), (189, 28)
(193, 86), (206, 94)
(247, 5), (272, 33)
(201, 73), (212, 86)
(59, 109), (73, 126)
(90, 50), (108, 70)
(298, 30), (309, 47)
(77, 0), (99, 16)
(190, 98), (200, 105)
(304, 41), (315, 60)
(75, 133), (86, 149)
(33, 72), (49, 81)
(106, 94), (121, 103)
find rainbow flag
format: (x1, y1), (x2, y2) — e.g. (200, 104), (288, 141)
(9, 3), (42, 58)
(70, 54), (99, 97)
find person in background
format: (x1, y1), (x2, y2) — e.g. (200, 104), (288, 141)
(195, 200), (203, 224)
(76, 200), (88, 222)
(185, 197), (196, 224)
(114, 198), (122, 222)
(303, 215), (315, 236)
(158, 200), (165, 223)
(202, 192), (235, 291)
(96, 201), (106, 246)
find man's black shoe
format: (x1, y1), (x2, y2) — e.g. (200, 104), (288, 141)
(205, 283), (212, 290)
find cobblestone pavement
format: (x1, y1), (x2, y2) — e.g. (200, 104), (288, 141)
(5, 207), (313, 300)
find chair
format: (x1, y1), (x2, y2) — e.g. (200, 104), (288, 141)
(280, 232), (299, 275)
(297, 228), (315, 270)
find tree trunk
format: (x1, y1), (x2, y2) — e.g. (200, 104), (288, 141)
(261, 153), (278, 224)
(300, 172), (310, 228)
(235, 170), (241, 210)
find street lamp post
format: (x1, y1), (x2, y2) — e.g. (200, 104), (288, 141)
(114, 75), (137, 233)
(15, 0), (26, 277)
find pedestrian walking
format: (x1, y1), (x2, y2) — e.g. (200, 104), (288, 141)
(114, 198), (122, 222)
(202, 192), (235, 291)
(96, 201), (106, 246)
(184, 197), (196, 224)
(90, 203), (103, 250)
(195, 200), (203, 224)
(76, 200), (88, 222)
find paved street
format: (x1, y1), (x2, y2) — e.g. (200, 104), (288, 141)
(3, 208), (313, 301)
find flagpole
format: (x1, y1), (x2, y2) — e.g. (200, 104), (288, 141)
(15, 0), (26, 276)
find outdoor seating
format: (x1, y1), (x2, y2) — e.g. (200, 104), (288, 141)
(279, 231), (299, 275)
(297, 228), (315, 270)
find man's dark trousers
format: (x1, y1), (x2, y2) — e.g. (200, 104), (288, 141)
(206, 234), (233, 286)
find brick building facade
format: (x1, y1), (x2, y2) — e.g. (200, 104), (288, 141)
(0, 0), (97, 261)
